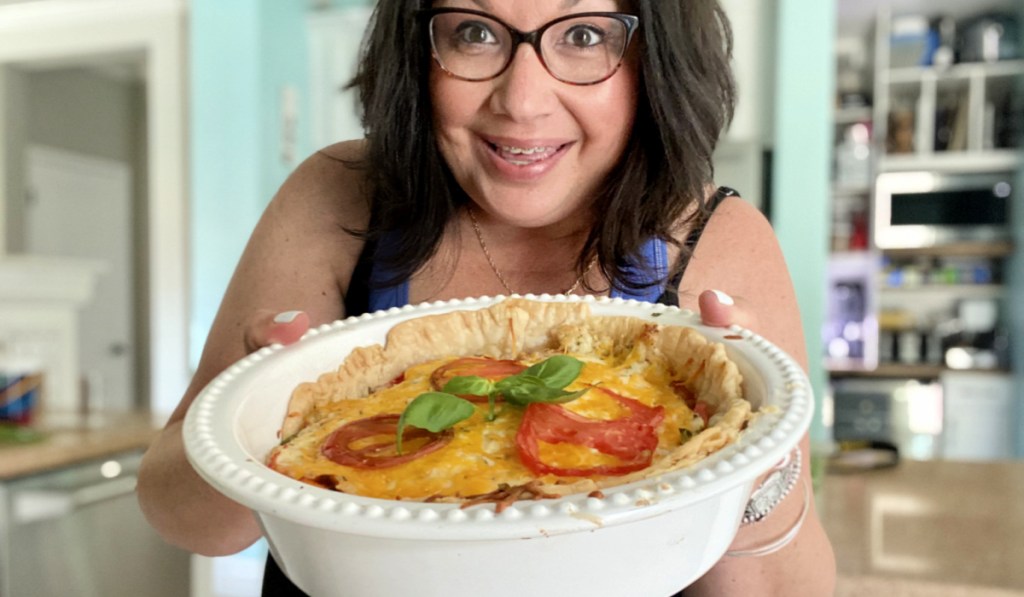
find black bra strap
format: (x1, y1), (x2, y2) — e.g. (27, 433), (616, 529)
(682, 186), (739, 250)
(657, 186), (739, 307)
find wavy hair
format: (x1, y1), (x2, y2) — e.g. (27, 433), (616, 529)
(348, 0), (735, 291)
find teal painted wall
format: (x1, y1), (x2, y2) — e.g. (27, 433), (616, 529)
(772, 0), (835, 445)
(190, 1), (317, 366)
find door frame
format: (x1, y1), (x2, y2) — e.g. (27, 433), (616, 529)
(0, 0), (189, 420)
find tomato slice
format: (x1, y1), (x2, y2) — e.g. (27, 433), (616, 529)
(320, 414), (452, 469)
(430, 357), (526, 403)
(515, 387), (665, 477)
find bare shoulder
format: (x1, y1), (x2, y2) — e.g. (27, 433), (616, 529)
(678, 196), (780, 284)
(182, 141), (372, 416)
(259, 140), (370, 284)
(272, 140), (369, 221)
(679, 196), (808, 367)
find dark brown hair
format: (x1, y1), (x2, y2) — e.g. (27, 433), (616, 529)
(350, 0), (735, 291)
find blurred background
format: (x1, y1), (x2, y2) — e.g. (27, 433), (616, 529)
(0, 0), (1020, 595)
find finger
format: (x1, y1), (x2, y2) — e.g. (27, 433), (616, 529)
(698, 289), (735, 328)
(244, 310), (310, 353)
(699, 289), (761, 331)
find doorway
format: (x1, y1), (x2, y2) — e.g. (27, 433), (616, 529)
(0, 0), (189, 420)
(25, 143), (137, 413)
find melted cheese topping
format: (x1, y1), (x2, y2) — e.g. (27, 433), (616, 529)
(269, 354), (700, 500)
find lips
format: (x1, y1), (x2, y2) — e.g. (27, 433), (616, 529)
(480, 135), (573, 179)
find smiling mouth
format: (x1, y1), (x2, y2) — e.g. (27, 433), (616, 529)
(486, 142), (570, 166)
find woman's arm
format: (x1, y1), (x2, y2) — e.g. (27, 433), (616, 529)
(137, 143), (370, 556)
(678, 197), (836, 596)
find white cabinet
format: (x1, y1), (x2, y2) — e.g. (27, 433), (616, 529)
(871, 7), (1024, 174)
(942, 371), (1015, 460)
(307, 6), (373, 149)
(713, 0), (778, 214)
(0, 256), (101, 415)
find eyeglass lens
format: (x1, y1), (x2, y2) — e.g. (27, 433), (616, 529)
(429, 12), (631, 84)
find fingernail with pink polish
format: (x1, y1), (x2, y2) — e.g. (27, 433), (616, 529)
(274, 311), (302, 324)
(711, 290), (734, 306)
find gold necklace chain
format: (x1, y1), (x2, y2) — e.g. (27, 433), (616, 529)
(468, 207), (594, 296)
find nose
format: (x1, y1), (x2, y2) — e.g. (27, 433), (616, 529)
(488, 43), (558, 122)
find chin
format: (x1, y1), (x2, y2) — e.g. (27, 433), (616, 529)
(475, 185), (594, 227)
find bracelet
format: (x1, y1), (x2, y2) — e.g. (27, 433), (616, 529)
(725, 477), (810, 558)
(740, 446), (801, 525)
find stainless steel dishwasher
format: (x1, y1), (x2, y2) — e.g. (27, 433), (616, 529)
(0, 449), (191, 597)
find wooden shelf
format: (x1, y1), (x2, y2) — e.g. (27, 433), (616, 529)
(879, 284), (1004, 297)
(831, 184), (871, 197)
(879, 150), (1023, 173)
(828, 364), (1009, 379)
(834, 105), (873, 124)
(886, 59), (1024, 85)
(881, 242), (1014, 258)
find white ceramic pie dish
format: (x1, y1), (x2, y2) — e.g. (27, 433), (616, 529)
(183, 295), (812, 597)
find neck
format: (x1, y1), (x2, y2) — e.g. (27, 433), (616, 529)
(465, 205), (598, 296)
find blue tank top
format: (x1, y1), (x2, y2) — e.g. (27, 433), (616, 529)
(366, 236), (670, 311)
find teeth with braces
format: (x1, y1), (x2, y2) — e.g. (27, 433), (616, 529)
(499, 145), (555, 155)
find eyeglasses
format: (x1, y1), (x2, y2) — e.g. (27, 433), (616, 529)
(422, 9), (640, 86)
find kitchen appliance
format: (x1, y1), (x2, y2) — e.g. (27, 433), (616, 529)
(941, 371), (1014, 460)
(824, 251), (879, 371)
(0, 450), (191, 597)
(831, 378), (944, 460)
(183, 296), (812, 597)
(957, 13), (1020, 63)
(873, 171), (1013, 249)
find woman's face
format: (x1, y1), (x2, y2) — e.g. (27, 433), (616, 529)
(429, 0), (639, 229)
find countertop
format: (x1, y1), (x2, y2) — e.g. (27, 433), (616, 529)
(0, 412), (160, 479)
(821, 459), (1024, 596)
(3, 415), (1023, 596)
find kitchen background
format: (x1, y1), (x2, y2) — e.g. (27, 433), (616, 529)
(0, 0), (1020, 596)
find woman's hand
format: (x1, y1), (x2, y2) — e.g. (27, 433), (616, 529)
(691, 291), (835, 597)
(138, 310), (312, 556)
(244, 310), (311, 352)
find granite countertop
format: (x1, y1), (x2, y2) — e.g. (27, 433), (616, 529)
(821, 459), (1024, 596)
(0, 412), (161, 480)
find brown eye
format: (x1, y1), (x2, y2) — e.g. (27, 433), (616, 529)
(564, 24), (604, 48)
(454, 21), (498, 45)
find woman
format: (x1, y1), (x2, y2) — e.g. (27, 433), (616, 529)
(138, 0), (836, 595)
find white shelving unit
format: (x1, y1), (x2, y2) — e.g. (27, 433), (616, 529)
(872, 9), (1024, 174)
(828, 1), (1022, 460)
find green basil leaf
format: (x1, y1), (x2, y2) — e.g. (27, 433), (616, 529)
(396, 392), (475, 453)
(502, 382), (590, 406)
(494, 374), (544, 393)
(442, 375), (494, 396)
(520, 355), (583, 389)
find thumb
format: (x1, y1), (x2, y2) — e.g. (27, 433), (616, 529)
(698, 289), (758, 330)
(244, 310), (310, 353)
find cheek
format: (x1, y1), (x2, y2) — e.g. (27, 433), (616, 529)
(584, 72), (638, 152)
(430, 73), (481, 160)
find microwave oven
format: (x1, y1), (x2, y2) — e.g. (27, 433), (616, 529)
(873, 171), (1013, 249)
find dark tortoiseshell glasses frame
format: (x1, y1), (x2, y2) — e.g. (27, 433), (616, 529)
(420, 8), (640, 86)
